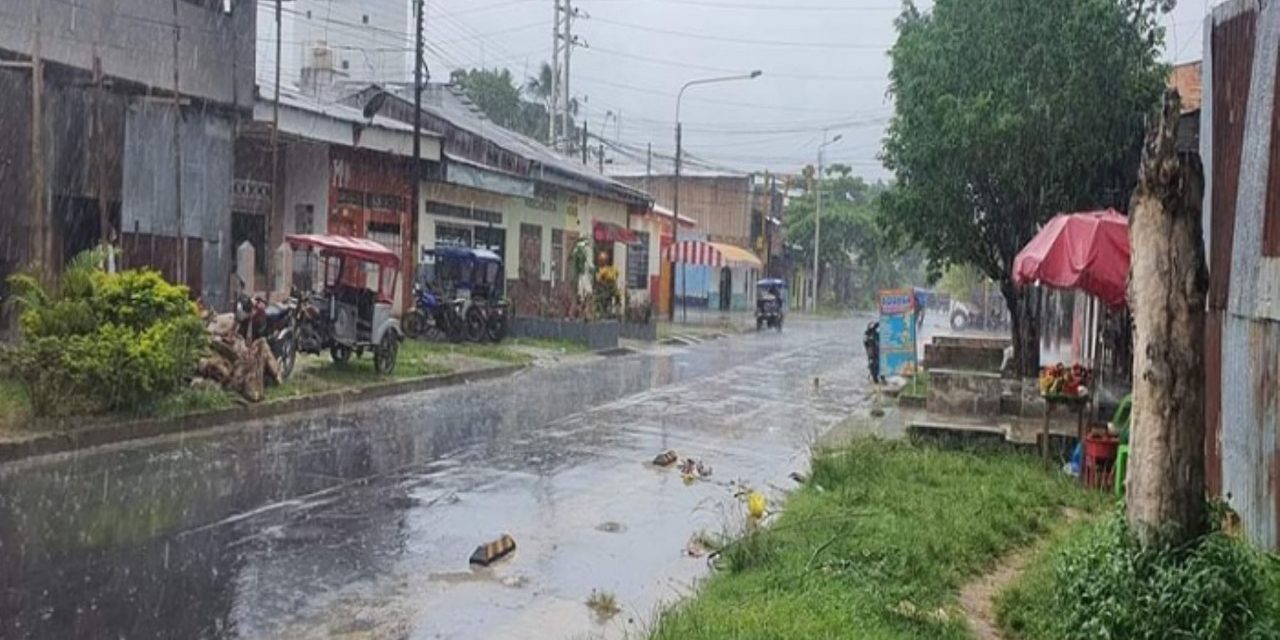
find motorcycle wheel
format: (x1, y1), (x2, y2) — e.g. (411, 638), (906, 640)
(403, 310), (425, 339)
(486, 313), (508, 343)
(756, 317), (764, 331)
(950, 310), (969, 332)
(374, 333), (399, 375)
(331, 345), (352, 364)
(465, 307), (486, 343)
(278, 336), (297, 380)
(776, 317), (784, 332)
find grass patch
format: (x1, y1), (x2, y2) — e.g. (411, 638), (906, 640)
(996, 509), (1280, 640)
(408, 339), (534, 365)
(267, 339), (454, 401)
(586, 589), (622, 619)
(902, 370), (931, 400)
(650, 438), (1105, 640)
(507, 337), (590, 354)
(141, 386), (237, 419)
(0, 377), (32, 431)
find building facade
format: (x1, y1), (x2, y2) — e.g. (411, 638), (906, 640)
(0, 0), (255, 320)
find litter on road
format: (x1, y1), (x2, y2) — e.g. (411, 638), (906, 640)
(469, 534), (517, 566)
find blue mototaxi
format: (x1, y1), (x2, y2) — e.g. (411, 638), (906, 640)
(756, 278), (787, 331)
(420, 246), (509, 342)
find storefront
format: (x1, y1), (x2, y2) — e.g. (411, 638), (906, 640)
(328, 147), (415, 311)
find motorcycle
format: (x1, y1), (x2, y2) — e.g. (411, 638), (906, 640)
(863, 321), (883, 384)
(234, 292), (300, 380)
(404, 282), (466, 342)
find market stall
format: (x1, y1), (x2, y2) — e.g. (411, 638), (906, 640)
(1014, 209), (1132, 484)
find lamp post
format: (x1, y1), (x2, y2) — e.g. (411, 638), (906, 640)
(671, 70), (763, 322)
(811, 131), (842, 312)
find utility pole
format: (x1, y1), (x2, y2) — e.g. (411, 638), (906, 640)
(172, 0), (186, 287)
(411, 0), (426, 307)
(267, 0), (283, 295)
(549, 0), (561, 149)
(562, 0), (573, 145)
(30, 4), (47, 283)
(645, 142), (652, 194)
(673, 121), (682, 322)
(581, 124), (588, 164)
(93, 56), (110, 249)
(812, 131), (842, 312)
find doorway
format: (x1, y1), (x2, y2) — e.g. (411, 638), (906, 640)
(719, 267), (732, 311)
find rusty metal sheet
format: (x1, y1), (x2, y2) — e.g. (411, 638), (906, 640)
(1209, 8), (1259, 310)
(1266, 50), (1280, 256)
(1221, 314), (1280, 549)
(1206, 312), (1225, 497)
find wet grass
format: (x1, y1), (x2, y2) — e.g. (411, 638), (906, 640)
(586, 590), (622, 619)
(0, 377), (32, 433)
(266, 339), (454, 401)
(902, 370), (931, 400)
(407, 339), (536, 364)
(649, 438), (1105, 640)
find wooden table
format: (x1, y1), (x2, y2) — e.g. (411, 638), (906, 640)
(1041, 393), (1089, 464)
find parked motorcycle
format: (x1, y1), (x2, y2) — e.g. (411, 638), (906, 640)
(234, 292), (300, 380)
(863, 321), (883, 384)
(404, 282), (466, 342)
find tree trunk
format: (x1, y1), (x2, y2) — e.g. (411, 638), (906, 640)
(1002, 278), (1041, 378)
(1126, 89), (1208, 545)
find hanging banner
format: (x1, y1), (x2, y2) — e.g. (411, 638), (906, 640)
(878, 288), (919, 378)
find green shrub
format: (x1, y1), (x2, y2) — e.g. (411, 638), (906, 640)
(1, 255), (205, 417)
(1004, 510), (1280, 640)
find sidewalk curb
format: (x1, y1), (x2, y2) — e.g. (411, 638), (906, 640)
(0, 364), (527, 465)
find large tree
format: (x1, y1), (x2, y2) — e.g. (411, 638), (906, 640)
(880, 0), (1168, 375)
(786, 167), (922, 307)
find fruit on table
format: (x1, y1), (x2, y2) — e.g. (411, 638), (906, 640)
(1039, 362), (1091, 397)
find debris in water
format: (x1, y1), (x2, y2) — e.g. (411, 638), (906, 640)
(595, 521), (625, 534)
(585, 589), (622, 619)
(789, 471), (808, 484)
(678, 458), (713, 483)
(469, 534), (517, 566)
(652, 450), (678, 467)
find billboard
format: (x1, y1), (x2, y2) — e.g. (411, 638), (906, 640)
(878, 288), (918, 378)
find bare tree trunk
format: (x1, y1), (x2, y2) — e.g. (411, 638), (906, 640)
(1126, 89), (1208, 545)
(1002, 278), (1041, 377)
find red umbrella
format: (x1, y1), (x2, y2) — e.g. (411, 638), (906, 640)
(1013, 209), (1130, 308)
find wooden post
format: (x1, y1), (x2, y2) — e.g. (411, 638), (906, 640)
(93, 55), (111, 248)
(1126, 89), (1208, 545)
(30, 5), (48, 284)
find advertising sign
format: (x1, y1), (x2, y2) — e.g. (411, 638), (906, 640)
(878, 288), (918, 378)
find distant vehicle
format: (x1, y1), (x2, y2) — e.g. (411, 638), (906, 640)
(287, 234), (403, 374)
(949, 298), (1008, 331)
(756, 278), (787, 331)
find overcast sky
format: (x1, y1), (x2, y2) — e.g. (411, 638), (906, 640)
(422, 0), (1215, 180)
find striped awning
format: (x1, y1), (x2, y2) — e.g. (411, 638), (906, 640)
(663, 240), (763, 270)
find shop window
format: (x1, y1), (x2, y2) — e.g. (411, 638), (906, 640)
(551, 229), (565, 284)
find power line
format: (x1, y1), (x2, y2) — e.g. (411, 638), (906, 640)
(588, 16), (893, 49)
(575, 73), (870, 114)
(586, 0), (898, 11)
(585, 45), (887, 83)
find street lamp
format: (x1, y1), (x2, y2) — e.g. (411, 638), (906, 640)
(811, 131), (842, 312)
(671, 70), (763, 322)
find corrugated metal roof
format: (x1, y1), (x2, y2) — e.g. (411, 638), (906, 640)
(387, 84), (650, 204)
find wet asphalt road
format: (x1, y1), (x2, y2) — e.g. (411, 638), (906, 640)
(0, 317), (873, 640)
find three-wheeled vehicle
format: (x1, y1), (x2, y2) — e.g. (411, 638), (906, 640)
(756, 278), (787, 331)
(287, 234), (404, 374)
(418, 246), (510, 342)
